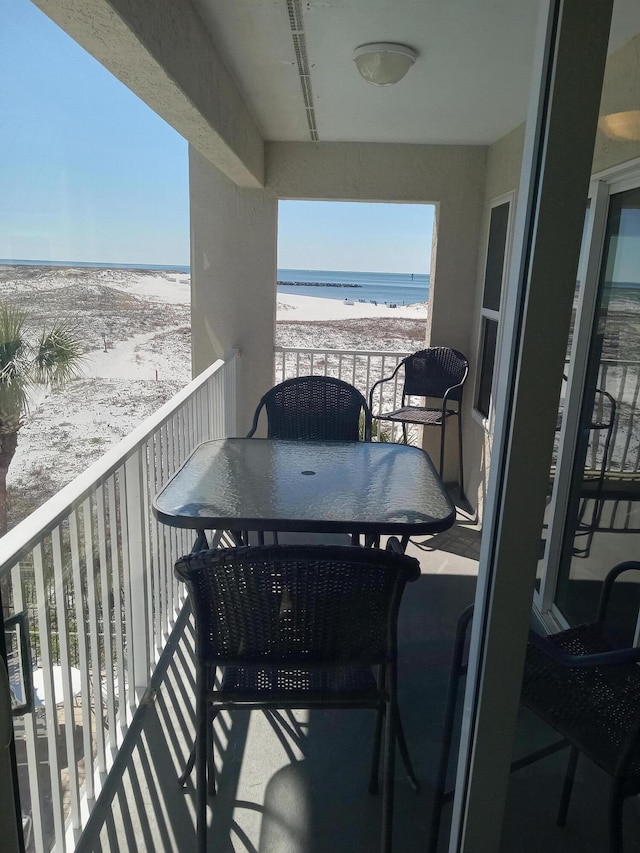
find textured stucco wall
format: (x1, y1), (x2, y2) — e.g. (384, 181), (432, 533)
(190, 148), (277, 434)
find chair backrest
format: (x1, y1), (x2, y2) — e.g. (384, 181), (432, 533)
(247, 375), (372, 441)
(402, 348), (469, 402)
(560, 374), (616, 425)
(174, 544), (420, 667)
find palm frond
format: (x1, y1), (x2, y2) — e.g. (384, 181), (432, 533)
(0, 306), (31, 427)
(0, 306), (84, 435)
(0, 305), (28, 375)
(34, 323), (85, 387)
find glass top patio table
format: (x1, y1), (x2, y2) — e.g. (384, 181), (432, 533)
(153, 438), (456, 539)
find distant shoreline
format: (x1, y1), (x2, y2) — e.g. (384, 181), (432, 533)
(0, 259), (189, 274)
(278, 280), (360, 289)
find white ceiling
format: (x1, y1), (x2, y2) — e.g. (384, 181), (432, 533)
(190, 0), (640, 146)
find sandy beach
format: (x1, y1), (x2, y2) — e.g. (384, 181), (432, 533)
(0, 265), (427, 528)
(277, 291), (427, 322)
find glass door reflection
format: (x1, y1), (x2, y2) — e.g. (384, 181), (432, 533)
(555, 184), (640, 626)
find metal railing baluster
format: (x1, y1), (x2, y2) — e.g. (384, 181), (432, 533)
(96, 483), (117, 752)
(10, 561), (46, 853)
(82, 496), (105, 793)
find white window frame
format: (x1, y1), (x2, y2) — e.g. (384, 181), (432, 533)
(472, 191), (515, 431)
(535, 158), (640, 627)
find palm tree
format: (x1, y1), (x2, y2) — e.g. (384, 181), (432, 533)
(0, 304), (84, 535)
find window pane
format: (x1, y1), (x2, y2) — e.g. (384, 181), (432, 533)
(476, 318), (498, 417)
(482, 201), (510, 311)
(555, 185), (640, 624)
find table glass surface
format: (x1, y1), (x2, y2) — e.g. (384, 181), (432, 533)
(153, 438), (455, 535)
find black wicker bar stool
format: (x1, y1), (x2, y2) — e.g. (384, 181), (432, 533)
(175, 540), (421, 853)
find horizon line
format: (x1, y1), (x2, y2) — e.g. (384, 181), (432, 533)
(2, 258), (430, 277)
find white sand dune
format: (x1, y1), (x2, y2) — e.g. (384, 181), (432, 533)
(2, 267), (427, 527)
(76, 286), (426, 382)
(84, 329), (189, 382)
(105, 271), (191, 305)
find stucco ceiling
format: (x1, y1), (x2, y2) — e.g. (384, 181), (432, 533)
(190, 0), (640, 146)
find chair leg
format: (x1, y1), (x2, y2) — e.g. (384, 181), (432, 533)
(381, 666), (397, 853)
(369, 703), (418, 794)
(587, 459), (608, 532)
(369, 704), (384, 795)
(439, 423), (446, 480)
(196, 662), (209, 853)
(557, 745), (579, 826)
(180, 672), (218, 795)
(394, 709), (419, 792)
(608, 781), (625, 853)
(457, 412), (465, 500)
(402, 423), (409, 445)
(427, 606), (474, 853)
(207, 707), (218, 796)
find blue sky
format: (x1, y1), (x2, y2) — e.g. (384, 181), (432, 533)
(278, 201), (433, 274)
(1, 0), (189, 266)
(0, 0), (434, 273)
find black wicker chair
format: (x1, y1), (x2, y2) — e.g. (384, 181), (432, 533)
(428, 561), (640, 853)
(368, 348), (468, 496)
(247, 375), (372, 441)
(175, 540), (421, 853)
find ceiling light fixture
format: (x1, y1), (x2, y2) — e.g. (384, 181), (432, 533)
(599, 110), (640, 141)
(353, 42), (417, 87)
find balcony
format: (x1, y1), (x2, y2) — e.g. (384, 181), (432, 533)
(3, 346), (640, 853)
(2, 352), (239, 853)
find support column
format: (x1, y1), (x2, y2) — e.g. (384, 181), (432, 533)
(189, 147), (278, 435)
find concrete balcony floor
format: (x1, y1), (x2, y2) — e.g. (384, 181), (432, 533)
(73, 510), (640, 853)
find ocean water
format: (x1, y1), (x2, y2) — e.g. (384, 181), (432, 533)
(0, 260), (430, 304)
(278, 268), (429, 305)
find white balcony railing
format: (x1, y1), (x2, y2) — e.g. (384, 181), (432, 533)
(275, 346), (412, 441)
(556, 358), (640, 477)
(276, 347), (640, 473)
(1, 350), (239, 853)
(597, 358), (640, 474)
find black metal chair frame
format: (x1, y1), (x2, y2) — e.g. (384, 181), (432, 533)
(556, 375), (617, 534)
(175, 539), (421, 853)
(429, 561), (640, 853)
(247, 374), (372, 441)
(368, 348), (468, 497)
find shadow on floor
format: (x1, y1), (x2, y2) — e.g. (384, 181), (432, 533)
(73, 571), (640, 853)
(413, 525), (482, 561)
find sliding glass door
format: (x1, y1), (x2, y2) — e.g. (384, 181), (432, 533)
(538, 174), (640, 631)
